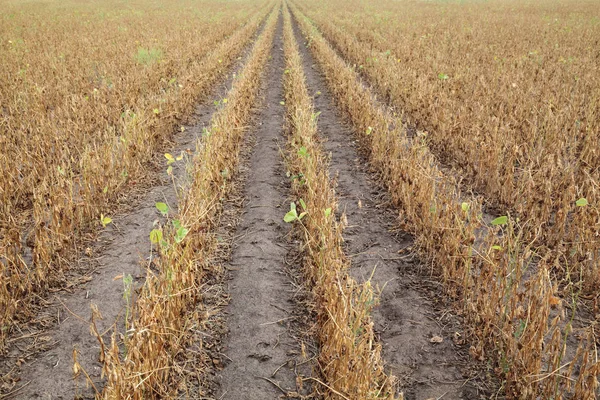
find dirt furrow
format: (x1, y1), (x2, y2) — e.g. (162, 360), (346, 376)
(217, 13), (308, 400)
(290, 17), (479, 400)
(0, 36), (259, 400)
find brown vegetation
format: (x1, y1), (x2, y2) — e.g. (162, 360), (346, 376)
(0, 0), (270, 348)
(294, 0), (600, 298)
(95, 5), (280, 398)
(282, 4), (398, 398)
(290, 3), (599, 397)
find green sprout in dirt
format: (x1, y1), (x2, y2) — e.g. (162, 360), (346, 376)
(284, 198), (307, 223)
(100, 213), (112, 228)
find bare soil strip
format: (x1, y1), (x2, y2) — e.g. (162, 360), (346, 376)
(290, 15), (481, 400)
(216, 13), (310, 400)
(0, 27), (262, 400)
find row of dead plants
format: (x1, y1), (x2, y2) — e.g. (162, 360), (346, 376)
(92, 5), (280, 398)
(292, 0), (600, 300)
(281, 4), (399, 399)
(0, 1), (272, 349)
(290, 3), (599, 398)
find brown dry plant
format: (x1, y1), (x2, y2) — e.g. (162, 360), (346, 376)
(0, 0), (271, 348)
(282, 4), (399, 399)
(96, 5), (280, 398)
(290, 4), (600, 398)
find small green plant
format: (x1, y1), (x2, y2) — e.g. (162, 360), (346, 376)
(491, 215), (508, 226)
(149, 228), (163, 245)
(213, 98), (227, 107)
(297, 146), (309, 158)
(155, 202), (169, 216)
(284, 199), (307, 223)
(100, 214), (112, 227)
(173, 219), (189, 243)
(135, 47), (162, 65)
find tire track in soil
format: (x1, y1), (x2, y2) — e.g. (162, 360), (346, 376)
(216, 14), (309, 400)
(291, 18), (480, 400)
(0, 34), (258, 400)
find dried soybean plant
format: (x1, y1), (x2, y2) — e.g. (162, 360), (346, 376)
(290, 3), (599, 398)
(296, 0), (600, 299)
(282, 4), (399, 399)
(0, 0), (270, 348)
(97, 6), (279, 399)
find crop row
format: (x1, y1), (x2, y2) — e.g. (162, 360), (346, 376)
(289, 3), (599, 398)
(293, 0), (600, 297)
(282, 4), (397, 398)
(0, 1), (271, 348)
(95, 5), (280, 398)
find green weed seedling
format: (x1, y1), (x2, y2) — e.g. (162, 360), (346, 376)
(100, 213), (112, 228)
(297, 146), (309, 158)
(284, 199), (307, 223)
(135, 47), (162, 65)
(172, 219), (189, 244)
(155, 202), (169, 216)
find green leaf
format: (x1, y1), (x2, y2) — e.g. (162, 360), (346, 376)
(279, 101), (285, 105)
(175, 226), (189, 243)
(438, 73), (449, 80)
(284, 210), (297, 223)
(298, 146), (308, 158)
(100, 214), (112, 228)
(284, 203), (298, 223)
(366, 126), (373, 135)
(150, 229), (163, 244)
(576, 198), (588, 207)
(172, 219), (182, 230)
(491, 215), (508, 226)
(461, 202), (470, 212)
(299, 198), (307, 211)
(165, 153), (175, 165)
(167, 165), (173, 175)
(153, 108), (160, 115)
(155, 202), (169, 215)
(491, 245), (503, 251)
(324, 207), (332, 217)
